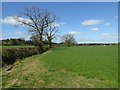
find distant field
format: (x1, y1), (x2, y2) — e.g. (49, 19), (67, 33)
(1, 45), (34, 49)
(2, 45), (118, 88)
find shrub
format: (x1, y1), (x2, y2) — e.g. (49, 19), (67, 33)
(2, 47), (41, 66)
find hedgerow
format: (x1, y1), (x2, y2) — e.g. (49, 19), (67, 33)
(2, 47), (42, 66)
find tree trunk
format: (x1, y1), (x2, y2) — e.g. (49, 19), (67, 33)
(68, 44), (71, 47)
(38, 41), (44, 53)
(68, 42), (71, 47)
(49, 41), (52, 48)
(38, 34), (44, 53)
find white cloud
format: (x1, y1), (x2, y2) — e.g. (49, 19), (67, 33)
(91, 28), (99, 31)
(81, 19), (103, 26)
(77, 37), (99, 44)
(100, 33), (118, 39)
(60, 22), (66, 25)
(14, 31), (31, 40)
(14, 31), (22, 35)
(112, 36), (118, 39)
(1, 16), (18, 25)
(2, 16), (63, 29)
(100, 35), (118, 43)
(1, 16), (32, 26)
(100, 33), (112, 36)
(104, 23), (110, 26)
(68, 31), (81, 35)
(52, 22), (60, 27)
(46, 22), (60, 29)
(50, 22), (66, 27)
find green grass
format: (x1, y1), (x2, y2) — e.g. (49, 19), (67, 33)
(1, 45), (34, 49)
(2, 45), (118, 88)
(42, 46), (118, 87)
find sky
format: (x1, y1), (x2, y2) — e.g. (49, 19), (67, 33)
(1, 2), (118, 43)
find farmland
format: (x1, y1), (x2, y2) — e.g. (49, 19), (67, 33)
(2, 45), (118, 88)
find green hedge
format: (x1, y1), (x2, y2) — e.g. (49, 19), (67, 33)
(2, 47), (41, 66)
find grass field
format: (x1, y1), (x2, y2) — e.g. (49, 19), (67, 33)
(1, 45), (34, 49)
(2, 45), (118, 88)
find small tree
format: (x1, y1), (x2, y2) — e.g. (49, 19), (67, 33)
(62, 34), (76, 47)
(30, 34), (40, 46)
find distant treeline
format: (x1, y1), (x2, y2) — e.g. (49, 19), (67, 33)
(0, 38), (59, 46)
(0, 38), (118, 46)
(1, 38), (33, 46)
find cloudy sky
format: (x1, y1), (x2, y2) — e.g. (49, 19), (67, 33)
(1, 2), (118, 43)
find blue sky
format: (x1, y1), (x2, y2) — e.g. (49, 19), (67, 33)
(1, 2), (118, 43)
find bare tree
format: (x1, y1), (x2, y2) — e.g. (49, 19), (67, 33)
(43, 24), (58, 48)
(62, 34), (76, 47)
(14, 7), (56, 52)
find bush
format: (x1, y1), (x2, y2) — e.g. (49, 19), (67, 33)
(2, 47), (41, 66)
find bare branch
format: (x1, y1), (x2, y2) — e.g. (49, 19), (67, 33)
(14, 7), (57, 50)
(62, 34), (76, 47)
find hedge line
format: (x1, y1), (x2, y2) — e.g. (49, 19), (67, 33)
(2, 47), (42, 66)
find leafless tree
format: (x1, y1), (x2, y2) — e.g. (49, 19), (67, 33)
(14, 7), (56, 51)
(43, 24), (58, 48)
(62, 34), (76, 47)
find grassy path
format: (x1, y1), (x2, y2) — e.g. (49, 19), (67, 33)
(2, 46), (118, 88)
